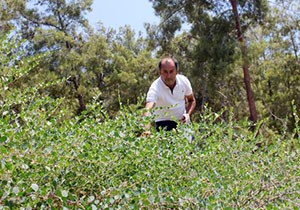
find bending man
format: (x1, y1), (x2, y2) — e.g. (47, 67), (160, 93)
(145, 57), (196, 131)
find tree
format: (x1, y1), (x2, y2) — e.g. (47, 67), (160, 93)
(100, 26), (157, 113)
(2, 0), (93, 115)
(0, 30), (67, 126)
(229, 0), (258, 123)
(149, 0), (268, 122)
(246, 0), (300, 132)
(2, 1), (158, 117)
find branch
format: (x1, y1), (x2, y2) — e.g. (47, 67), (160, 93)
(158, 0), (187, 27)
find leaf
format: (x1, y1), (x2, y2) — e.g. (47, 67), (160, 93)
(0, 136), (7, 143)
(12, 186), (20, 194)
(31, 183), (39, 192)
(21, 164), (29, 170)
(61, 190), (68, 198)
(88, 195), (95, 203)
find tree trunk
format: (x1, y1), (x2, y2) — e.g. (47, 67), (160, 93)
(68, 75), (87, 115)
(290, 31), (298, 61)
(229, 0), (258, 123)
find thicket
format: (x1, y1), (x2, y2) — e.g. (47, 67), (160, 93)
(2, 0), (299, 133)
(1, 34), (300, 209)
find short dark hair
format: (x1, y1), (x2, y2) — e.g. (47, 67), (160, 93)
(158, 57), (178, 70)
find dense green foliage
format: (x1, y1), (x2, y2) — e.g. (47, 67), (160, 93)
(0, 2), (300, 208)
(148, 0), (299, 131)
(1, 36), (300, 208)
(1, 0), (299, 132)
(1, 94), (300, 209)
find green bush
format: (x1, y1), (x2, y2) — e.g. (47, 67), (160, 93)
(1, 32), (299, 209)
(1, 103), (300, 209)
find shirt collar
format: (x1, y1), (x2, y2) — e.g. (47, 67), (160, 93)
(159, 75), (178, 89)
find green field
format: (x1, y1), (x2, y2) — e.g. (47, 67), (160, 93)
(1, 106), (299, 209)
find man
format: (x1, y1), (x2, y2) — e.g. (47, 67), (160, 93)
(144, 57), (196, 131)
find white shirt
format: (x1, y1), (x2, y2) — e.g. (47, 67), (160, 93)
(146, 74), (193, 122)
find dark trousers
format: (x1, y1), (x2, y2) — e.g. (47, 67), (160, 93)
(155, 120), (178, 131)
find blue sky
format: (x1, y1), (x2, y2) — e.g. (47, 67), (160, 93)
(86, 0), (160, 34)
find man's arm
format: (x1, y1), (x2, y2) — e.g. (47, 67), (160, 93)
(181, 93), (196, 123)
(144, 102), (156, 116)
(185, 93), (196, 116)
(141, 102), (156, 136)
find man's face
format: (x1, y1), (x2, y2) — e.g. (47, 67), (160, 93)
(159, 59), (177, 88)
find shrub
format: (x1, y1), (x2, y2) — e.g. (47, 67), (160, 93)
(1, 32), (299, 209)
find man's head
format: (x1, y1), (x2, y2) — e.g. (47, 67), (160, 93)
(159, 57), (178, 88)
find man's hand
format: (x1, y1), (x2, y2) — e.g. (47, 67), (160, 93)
(144, 102), (156, 117)
(180, 113), (190, 124)
(141, 102), (156, 137)
(141, 130), (152, 137)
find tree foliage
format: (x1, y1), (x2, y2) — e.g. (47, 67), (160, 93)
(0, 45), (299, 207)
(148, 0), (299, 131)
(247, 0), (300, 132)
(1, 0), (158, 117)
(0, 0), (299, 130)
